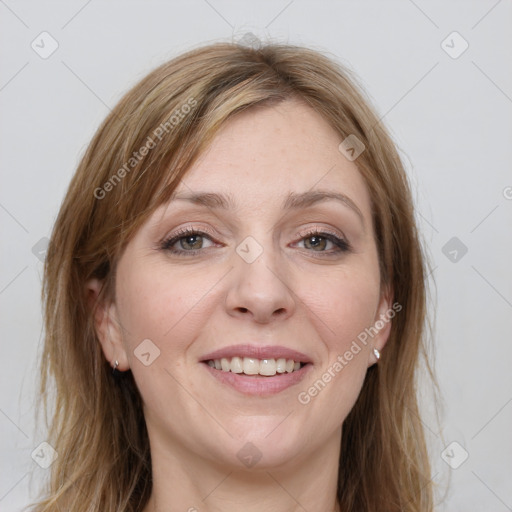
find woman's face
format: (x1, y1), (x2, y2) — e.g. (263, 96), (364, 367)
(97, 98), (391, 469)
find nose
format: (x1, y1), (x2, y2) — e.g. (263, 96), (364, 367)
(224, 245), (296, 324)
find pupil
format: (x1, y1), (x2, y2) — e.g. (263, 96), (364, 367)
(183, 235), (201, 250)
(307, 236), (326, 251)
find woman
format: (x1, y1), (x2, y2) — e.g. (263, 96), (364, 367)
(33, 42), (435, 511)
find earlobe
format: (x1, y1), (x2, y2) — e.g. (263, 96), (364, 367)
(368, 287), (394, 366)
(86, 278), (130, 371)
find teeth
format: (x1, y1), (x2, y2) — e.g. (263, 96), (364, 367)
(243, 357), (259, 375)
(260, 358), (276, 376)
(220, 357), (230, 371)
(207, 357), (304, 376)
(231, 356), (243, 373)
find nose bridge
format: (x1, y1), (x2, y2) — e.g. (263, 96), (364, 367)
(225, 232), (295, 322)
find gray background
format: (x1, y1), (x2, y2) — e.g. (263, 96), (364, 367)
(1, 1), (511, 510)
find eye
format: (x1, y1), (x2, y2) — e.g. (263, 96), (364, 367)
(294, 229), (350, 254)
(160, 228), (217, 255)
(159, 227), (350, 256)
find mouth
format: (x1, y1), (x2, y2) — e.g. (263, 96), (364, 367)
(204, 357), (307, 376)
(200, 345), (312, 395)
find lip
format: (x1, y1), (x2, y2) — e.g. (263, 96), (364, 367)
(200, 344), (313, 396)
(202, 361), (312, 396)
(200, 344), (312, 364)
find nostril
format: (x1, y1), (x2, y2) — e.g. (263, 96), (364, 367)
(238, 307), (249, 313)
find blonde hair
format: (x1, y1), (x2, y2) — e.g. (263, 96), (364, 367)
(33, 42), (435, 511)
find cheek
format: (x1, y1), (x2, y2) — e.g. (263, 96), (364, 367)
(115, 260), (222, 359)
(300, 262), (381, 351)
(114, 261), (223, 405)
(294, 267), (379, 425)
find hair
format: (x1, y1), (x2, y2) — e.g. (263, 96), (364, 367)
(32, 41), (436, 511)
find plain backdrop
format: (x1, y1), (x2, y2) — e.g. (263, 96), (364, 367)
(1, 1), (511, 510)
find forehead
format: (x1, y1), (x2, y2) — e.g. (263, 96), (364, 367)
(173, 98), (372, 219)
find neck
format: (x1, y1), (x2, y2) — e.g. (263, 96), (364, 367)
(144, 428), (342, 512)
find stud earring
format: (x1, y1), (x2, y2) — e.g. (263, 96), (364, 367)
(373, 348), (380, 361)
(112, 359), (119, 375)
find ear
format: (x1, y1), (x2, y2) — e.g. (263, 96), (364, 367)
(368, 285), (395, 367)
(86, 278), (130, 371)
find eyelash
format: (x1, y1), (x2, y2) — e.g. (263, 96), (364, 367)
(160, 227), (351, 256)
(160, 227), (217, 256)
(294, 228), (351, 254)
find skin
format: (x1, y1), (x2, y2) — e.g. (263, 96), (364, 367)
(88, 98), (392, 512)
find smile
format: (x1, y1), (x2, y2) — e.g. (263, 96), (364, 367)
(206, 357), (304, 376)
(200, 344), (313, 396)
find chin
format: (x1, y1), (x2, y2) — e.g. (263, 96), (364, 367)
(212, 417), (308, 470)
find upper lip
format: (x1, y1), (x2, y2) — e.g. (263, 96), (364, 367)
(200, 344), (312, 363)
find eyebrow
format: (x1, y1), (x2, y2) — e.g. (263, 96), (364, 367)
(170, 190), (365, 226)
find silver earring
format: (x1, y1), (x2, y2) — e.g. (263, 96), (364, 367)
(373, 348), (380, 361)
(112, 360), (119, 375)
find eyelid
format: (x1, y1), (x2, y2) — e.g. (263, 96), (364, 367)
(159, 224), (351, 255)
(291, 226), (351, 253)
(159, 225), (221, 253)
(160, 224), (217, 243)
(294, 225), (348, 244)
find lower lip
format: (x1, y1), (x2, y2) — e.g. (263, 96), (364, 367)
(202, 363), (312, 396)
